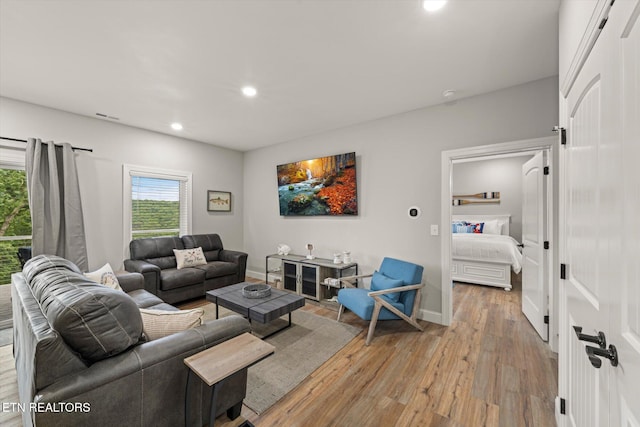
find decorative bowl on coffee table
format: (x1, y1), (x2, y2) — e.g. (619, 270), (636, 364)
(242, 284), (272, 299)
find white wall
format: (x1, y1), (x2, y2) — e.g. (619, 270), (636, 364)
(0, 96), (245, 270)
(243, 76), (558, 320)
(0, 75), (559, 321)
(452, 155), (535, 242)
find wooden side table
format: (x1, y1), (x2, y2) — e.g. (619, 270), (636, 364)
(184, 333), (275, 427)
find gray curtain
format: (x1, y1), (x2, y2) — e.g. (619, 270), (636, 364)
(26, 138), (88, 271)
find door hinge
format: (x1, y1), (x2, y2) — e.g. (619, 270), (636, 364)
(560, 398), (566, 414)
(599, 17), (608, 29)
(544, 166), (549, 175)
(544, 241), (550, 249)
(560, 263), (568, 280)
(544, 315), (550, 324)
(553, 126), (567, 145)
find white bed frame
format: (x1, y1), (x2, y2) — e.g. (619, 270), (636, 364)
(451, 214), (514, 291)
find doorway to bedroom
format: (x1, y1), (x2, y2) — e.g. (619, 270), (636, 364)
(440, 136), (558, 352)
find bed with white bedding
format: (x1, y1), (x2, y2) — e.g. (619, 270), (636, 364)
(451, 215), (522, 290)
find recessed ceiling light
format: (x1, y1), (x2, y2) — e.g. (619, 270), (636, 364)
(242, 86), (258, 98)
(423, 0), (447, 12)
(171, 122), (183, 131)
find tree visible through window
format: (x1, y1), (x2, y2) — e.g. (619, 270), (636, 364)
(131, 176), (181, 239)
(0, 168), (32, 284)
(124, 165), (191, 250)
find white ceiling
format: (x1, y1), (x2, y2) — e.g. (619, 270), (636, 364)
(0, 0), (559, 152)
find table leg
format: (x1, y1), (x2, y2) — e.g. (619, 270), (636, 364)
(216, 302), (219, 319)
(185, 369), (192, 426)
(256, 312), (294, 339)
(209, 378), (226, 427)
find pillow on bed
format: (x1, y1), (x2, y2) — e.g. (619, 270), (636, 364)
(468, 222), (484, 233)
(453, 222), (484, 233)
(482, 219), (502, 235)
(452, 221), (467, 233)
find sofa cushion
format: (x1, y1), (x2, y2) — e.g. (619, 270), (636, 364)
(129, 236), (183, 269)
(128, 289), (179, 311)
(147, 302), (180, 311)
(129, 236), (184, 260)
(23, 254), (82, 283)
(173, 247), (207, 269)
(194, 261), (238, 279)
(146, 256), (178, 270)
(128, 289), (166, 308)
(160, 267), (206, 291)
(337, 288), (405, 321)
(26, 256), (143, 363)
(139, 307), (204, 340)
(85, 263), (123, 291)
(182, 234), (223, 262)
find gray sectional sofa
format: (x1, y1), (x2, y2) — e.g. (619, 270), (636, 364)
(124, 233), (247, 304)
(12, 254), (251, 427)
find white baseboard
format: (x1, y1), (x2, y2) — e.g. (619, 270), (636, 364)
(245, 271), (445, 326)
(418, 308), (443, 325)
(246, 270), (265, 281)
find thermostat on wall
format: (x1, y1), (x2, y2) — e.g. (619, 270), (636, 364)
(408, 206), (421, 218)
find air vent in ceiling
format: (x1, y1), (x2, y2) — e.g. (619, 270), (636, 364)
(95, 113), (120, 121)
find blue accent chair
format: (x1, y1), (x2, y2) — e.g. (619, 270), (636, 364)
(337, 257), (425, 345)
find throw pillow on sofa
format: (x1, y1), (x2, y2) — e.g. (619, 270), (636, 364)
(173, 247), (207, 269)
(85, 263), (123, 291)
(139, 307), (204, 340)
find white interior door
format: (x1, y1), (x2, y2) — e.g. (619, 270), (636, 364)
(563, 45), (611, 424)
(521, 151), (548, 341)
(612, 0), (640, 425)
(561, 1), (640, 426)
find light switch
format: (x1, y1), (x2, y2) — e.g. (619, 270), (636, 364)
(430, 225), (439, 236)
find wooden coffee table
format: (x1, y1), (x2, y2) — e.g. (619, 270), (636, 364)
(206, 282), (305, 338)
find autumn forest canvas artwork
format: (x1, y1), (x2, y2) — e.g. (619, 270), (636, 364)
(277, 152), (358, 216)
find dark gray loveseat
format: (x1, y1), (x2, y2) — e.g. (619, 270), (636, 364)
(12, 254), (251, 427)
(124, 233), (247, 304)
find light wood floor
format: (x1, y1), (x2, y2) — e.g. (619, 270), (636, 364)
(0, 277), (557, 427)
(213, 277), (558, 427)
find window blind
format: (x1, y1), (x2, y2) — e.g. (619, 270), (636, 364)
(130, 175), (186, 238)
(123, 164), (192, 247)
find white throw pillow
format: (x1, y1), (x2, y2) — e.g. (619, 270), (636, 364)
(173, 247), (207, 269)
(139, 308), (204, 340)
(85, 263), (123, 291)
(482, 219), (502, 235)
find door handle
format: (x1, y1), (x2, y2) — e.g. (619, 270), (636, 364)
(573, 326), (606, 348)
(585, 345), (618, 368)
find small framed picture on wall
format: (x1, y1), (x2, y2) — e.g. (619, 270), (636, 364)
(207, 190), (231, 212)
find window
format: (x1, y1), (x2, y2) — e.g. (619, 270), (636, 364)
(123, 165), (192, 254)
(0, 145), (31, 284)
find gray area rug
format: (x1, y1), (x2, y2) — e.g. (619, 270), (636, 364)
(0, 328), (12, 347)
(202, 304), (361, 414)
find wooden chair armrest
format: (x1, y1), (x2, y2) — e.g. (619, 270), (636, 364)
(339, 274), (373, 288)
(367, 283), (424, 297)
(340, 274), (373, 281)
